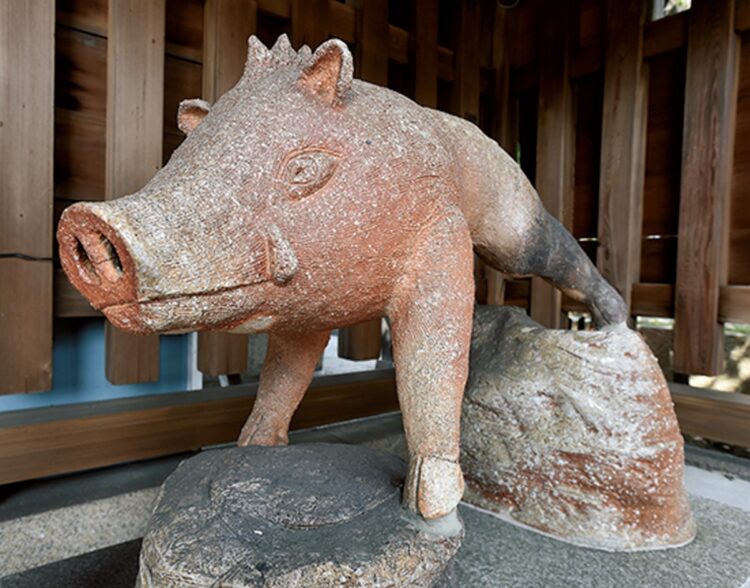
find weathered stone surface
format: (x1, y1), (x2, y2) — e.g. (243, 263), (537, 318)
(461, 306), (696, 551)
(139, 443), (462, 587)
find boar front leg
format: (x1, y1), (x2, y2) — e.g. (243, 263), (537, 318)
(388, 207), (475, 519)
(238, 330), (330, 446)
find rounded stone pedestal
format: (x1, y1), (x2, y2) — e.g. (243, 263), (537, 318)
(138, 443), (462, 587)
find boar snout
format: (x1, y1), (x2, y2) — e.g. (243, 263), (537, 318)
(58, 198), (303, 335)
(57, 203), (138, 311)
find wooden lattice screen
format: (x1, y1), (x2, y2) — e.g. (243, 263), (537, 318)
(4, 0), (750, 395)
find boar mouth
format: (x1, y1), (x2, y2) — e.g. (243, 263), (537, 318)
(102, 281), (277, 334)
(97, 221), (299, 318)
(99, 234), (300, 333)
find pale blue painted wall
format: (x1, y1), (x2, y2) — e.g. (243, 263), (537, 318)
(0, 319), (190, 412)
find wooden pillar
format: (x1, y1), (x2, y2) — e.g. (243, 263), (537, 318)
(414, 0), (438, 108)
(597, 0), (649, 312)
(358, 0), (389, 83)
(530, 0), (575, 328)
(449, 0), (485, 305)
(486, 3), (515, 306)
(197, 0), (257, 377)
(451, 0), (481, 123)
(104, 0), (165, 384)
(203, 0), (257, 103)
(291, 0), (329, 48)
(338, 0), (388, 361)
(0, 1), (55, 393)
(673, 0), (739, 375)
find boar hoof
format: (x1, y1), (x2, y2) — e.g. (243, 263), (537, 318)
(403, 456), (464, 519)
(237, 414), (289, 447)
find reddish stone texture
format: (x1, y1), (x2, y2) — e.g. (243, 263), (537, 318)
(461, 306), (695, 551)
(58, 36), (627, 519)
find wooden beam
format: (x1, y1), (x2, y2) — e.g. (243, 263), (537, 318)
(56, 0), (107, 37)
(737, 0), (750, 32)
(329, 1), (355, 42)
(291, 0), (328, 48)
(485, 4), (515, 305)
(450, 1), (486, 306)
(505, 281), (750, 323)
(510, 63), (538, 94)
(596, 0), (649, 311)
(337, 321), (382, 361)
(202, 0), (257, 101)
(104, 0), (165, 384)
(197, 334), (249, 376)
(197, 0), (257, 377)
(54, 269), (101, 318)
(338, 0), (388, 362)
(491, 6), (513, 148)
(569, 45), (603, 80)
(357, 0), (389, 83)
(673, 0), (739, 375)
(0, 370), (398, 485)
(258, 0), (290, 19)
(281, 1), (457, 83)
(0, 1), (55, 394)
(631, 282), (675, 317)
(670, 382), (750, 448)
(644, 11), (688, 58)
(437, 46), (454, 82)
(451, 0), (481, 123)
(530, 0), (574, 328)
(414, 0), (438, 108)
(388, 23), (409, 64)
(719, 285), (750, 324)
(164, 0), (204, 63)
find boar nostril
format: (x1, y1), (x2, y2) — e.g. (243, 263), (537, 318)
(73, 237), (99, 284)
(72, 231), (124, 284)
(98, 235), (123, 280)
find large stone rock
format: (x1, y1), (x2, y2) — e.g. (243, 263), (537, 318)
(139, 443), (462, 587)
(461, 306), (695, 551)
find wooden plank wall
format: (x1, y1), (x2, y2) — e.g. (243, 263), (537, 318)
(673, 0), (738, 374)
(0, 1), (55, 394)
(505, 0), (750, 377)
(596, 0), (648, 311)
(104, 0), (165, 384)
(530, 0), (574, 328)
(12, 0), (750, 391)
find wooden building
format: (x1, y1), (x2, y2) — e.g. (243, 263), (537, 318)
(1, 0), (749, 483)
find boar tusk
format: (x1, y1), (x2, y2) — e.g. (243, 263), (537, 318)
(266, 224), (298, 284)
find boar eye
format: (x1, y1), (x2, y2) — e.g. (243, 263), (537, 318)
(283, 151), (338, 199)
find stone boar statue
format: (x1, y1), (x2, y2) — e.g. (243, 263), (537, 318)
(57, 35), (627, 520)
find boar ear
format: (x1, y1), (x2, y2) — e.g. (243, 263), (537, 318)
(299, 39), (353, 106)
(177, 98), (211, 135)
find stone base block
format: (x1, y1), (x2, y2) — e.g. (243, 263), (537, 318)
(138, 443), (462, 587)
(461, 306), (696, 551)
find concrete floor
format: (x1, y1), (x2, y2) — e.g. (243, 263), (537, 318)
(1, 413), (749, 587)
